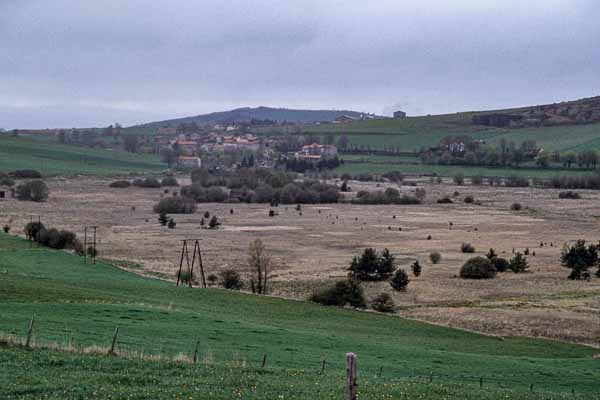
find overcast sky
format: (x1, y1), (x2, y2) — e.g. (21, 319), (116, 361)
(2, 0), (599, 128)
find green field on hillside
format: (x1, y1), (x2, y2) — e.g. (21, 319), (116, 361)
(0, 135), (165, 176)
(0, 233), (598, 399)
(296, 116), (600, 153)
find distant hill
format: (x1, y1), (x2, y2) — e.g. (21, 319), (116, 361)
(134, 106), (379, 128)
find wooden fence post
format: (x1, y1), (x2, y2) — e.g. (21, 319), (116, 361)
(321, 359), (326, 374)
(193, 340), (200, 364)
(108, 326), (119, 355)
(261, 354), (267, 368)
(346, 352), (357, 400)
(25, 316), (35, 348)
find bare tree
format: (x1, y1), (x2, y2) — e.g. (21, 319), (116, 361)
(248, 239), (271, 294)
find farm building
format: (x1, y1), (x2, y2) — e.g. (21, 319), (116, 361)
(295, 143), (338, 161)
(393, 110), (407, 118)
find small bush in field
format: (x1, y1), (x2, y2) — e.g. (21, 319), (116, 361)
(510, 202), (522, 211)
(371, 293), (395, 313)
(309, 279), (366, 308)
(133, 178), (162, 188)
(153, 197), (197, 214)
(558, 191), (580, 199)
(16, 180), (49, 202)
(178, 269), (195, 284)
(167, 218), (176, 229)
(491, 257), (510, 272)
(461, 242), (475, 253)
(389, 269), (410, 291)
(509, 252), (529, 273)
(429, 251), (441, 264)
(437, 196), (453, 204)
(460, 257), (497, 279)
(219, 269), (243, 290)
(109, 180), (131, 188)
(161, 177), (179, 187)
(412, 260), (422, 277)
(207, 273), (218, 286)
(464, 195), (475, 204)
(3, 225), (10, 233)
(208, 215), (220, 229)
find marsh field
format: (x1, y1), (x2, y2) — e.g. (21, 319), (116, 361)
(2, 176), (599, 346)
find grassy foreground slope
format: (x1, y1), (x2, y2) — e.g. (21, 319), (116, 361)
(0, 136), (165, 175)
(0, 233), (598, 399)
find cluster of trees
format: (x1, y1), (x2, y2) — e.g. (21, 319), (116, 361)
(423, 137), (600, 170)
(310, 248), (420, 312)
(16, 180), (49, 202)
(282, 156), (341, 173)
(560, 240), (600, 280)
(182, 168), (341, 204)
(109, 177), (179, 189)
(459, 249), (529, 279)
(24, 222), (84, 254)
(352, 188), (421, 205)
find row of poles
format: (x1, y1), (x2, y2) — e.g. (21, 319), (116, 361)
(27, 215), (205, 286)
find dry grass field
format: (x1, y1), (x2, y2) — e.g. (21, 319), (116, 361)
(2, 177), (599, 346)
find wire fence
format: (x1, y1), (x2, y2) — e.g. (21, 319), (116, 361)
(2, 316), (599, 399)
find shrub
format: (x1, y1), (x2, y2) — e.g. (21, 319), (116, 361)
(453, 173), (464, 185)
(558, 191), (580, 199)
(153, 197), (197, 214)
(461, 242), (475, 253)
(161, 177), (179, 187)
(460, 257), (497, 279)
(9, 169), (42, 179)
(208, 215), (220, 229)
(509, 252), (529, 273)
(348, 248), (396, 281)
(389, 269), (410, 291)
(87, 246), (98, 258)
(560, 240), (598, 280)
(309, 279), (366, 308)
(510, 202), (522, 211)
(491, 257), (510, 272)
(178, 269), (195, 284)
(429, 252), (441, 264)
(437, 196), (453, 204)
(268, 210), (275, 217)
(371, 293), (395, 313)
(206, 187), (228, 202)
(207, 273), (218, 286)
(109, 180), (131, 188)
(412, 260), (422, 277)
(219, 269), (243, 290)
(3, 225), (10, 233)
(24, 221), (45, 240)
(0, 177), (15, 187)
(134, 178), (161, 188)
(16, 180), (49, 202)
(464, 195), (475, 204)
(167, 218), (176, 229)
(158, 212), (169, 226)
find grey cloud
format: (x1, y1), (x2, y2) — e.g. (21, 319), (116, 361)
(1, 0), (600, 128)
